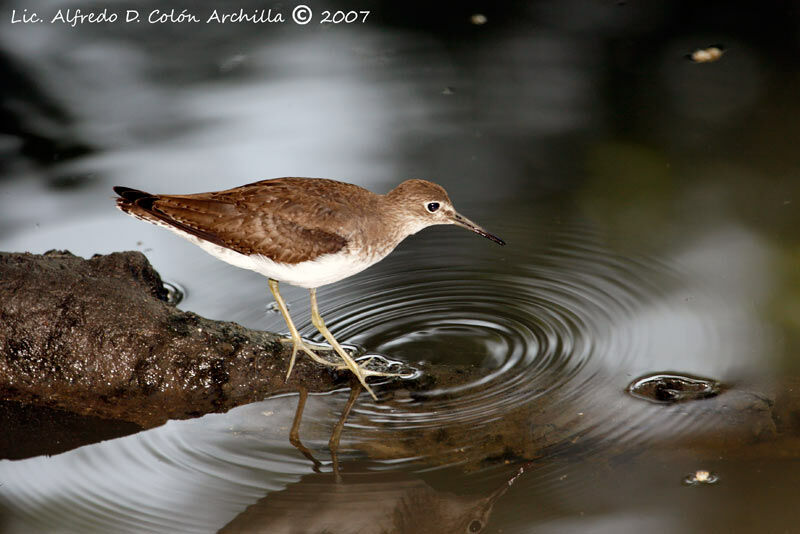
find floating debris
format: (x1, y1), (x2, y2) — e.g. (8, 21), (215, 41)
(627, 373), (723, 404)
(441, 86), (455, 96)
(683, 469), (719, 486)
(687, 45), (725, 63)
(470, 14), (487, 25)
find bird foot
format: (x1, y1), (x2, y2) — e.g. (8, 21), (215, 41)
(280, 336), (350, 371)
(354, 354), (418, 378)
(280, 338), (412, 389)
(279, 336), (332, 355)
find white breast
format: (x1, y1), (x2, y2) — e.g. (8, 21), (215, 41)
(195, 237), (382, 288)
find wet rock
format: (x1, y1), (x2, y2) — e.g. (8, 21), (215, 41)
(626, 373), (724, 404)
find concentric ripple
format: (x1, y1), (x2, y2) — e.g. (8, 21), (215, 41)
(293, 221), (764, 447)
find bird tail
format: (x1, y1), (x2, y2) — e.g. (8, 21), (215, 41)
(113, 186), (158, 213)
(113, 186), (167, 228)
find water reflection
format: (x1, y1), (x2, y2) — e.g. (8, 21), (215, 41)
(0, 216), (771, 531)
(219, 461), (525, 534)
(0, 393), (527, 534)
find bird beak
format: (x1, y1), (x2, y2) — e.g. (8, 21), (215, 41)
(451, 212), (506, 246)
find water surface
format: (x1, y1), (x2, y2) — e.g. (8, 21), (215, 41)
(2, 1), (799, 532)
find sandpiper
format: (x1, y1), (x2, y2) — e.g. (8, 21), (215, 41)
(114, 177), (504, 399)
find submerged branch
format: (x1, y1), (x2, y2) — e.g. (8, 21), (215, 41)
(0, 251), (406, 427)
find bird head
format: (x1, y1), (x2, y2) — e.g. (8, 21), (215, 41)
(387, 179), (505, 245)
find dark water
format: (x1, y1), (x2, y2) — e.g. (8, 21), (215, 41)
(2, 1), (800, 532)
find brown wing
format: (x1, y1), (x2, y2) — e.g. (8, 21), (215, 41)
(114, 179), (355, 264)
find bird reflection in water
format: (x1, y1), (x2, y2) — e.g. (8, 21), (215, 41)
(222, 384), (527, 533)
(288, 385), (363, 477)
(219, 458), (527, 534)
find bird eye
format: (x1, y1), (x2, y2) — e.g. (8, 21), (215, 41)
(468, 519), (483, 533)
(426, 202), (440, 213)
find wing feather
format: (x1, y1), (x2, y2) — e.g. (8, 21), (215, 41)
(114, 179), (354, 264)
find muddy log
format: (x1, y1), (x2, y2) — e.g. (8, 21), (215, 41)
(0, 251), (416, 430)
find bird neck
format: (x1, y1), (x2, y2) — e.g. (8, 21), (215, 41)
(379, 194), (428, 236)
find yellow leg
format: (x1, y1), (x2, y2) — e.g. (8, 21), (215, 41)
(268, 279), (343, 379)
(309, 288), (378, 401)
